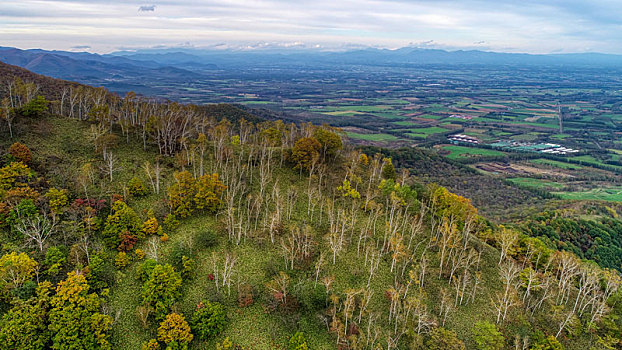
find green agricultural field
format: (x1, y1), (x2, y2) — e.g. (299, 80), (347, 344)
(510, 134), (538, 142)
(553, 187), (622, 201)
(416, 114), (445, 119)
(406, 126), (449, 135)
(323, 110), (366, 116)
(507, 177), (565, 190)
(334, 105), (391, 112)
(551, 133), (572, 139)
(372, 111), (409, 119)
(393, 120), (419, 126)
(346, 132), (400, 142)
(571, 155), (622, 170)
(240, 100), (274, 105)
(529, 158), (584, 170)
(441, 145), (506, 160)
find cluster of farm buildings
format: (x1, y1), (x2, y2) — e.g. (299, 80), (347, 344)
(448, 134), (580, 155)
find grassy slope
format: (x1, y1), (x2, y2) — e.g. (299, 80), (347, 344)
(0, 115), (594, 349)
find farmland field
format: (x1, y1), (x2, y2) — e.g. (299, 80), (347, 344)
(507, 177), (566, 190)
(529, 159), (584, 170)
(439, 145), (506, 160)
(553, 187), (622, 201)
(346, 132), (401, 142)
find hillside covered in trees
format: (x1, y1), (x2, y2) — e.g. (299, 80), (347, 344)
(0, 63), (621, 350)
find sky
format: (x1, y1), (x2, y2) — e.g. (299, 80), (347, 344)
(1, 0), (622, 54)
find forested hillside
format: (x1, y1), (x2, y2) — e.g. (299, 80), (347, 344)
(358, 146), (549, 220)
(0, 65), (620, 350)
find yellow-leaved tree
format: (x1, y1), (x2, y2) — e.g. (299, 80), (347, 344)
(157, 313), (194, 349)
(0, 251), (37, 290)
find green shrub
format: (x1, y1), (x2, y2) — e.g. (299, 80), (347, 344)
(531, 335), (563, 350)
(426, 327), (465, 350)
(293, 279), (325, 311)
(19, 96), (48, 117)
(163, 214), (179, 233)
(137, 259), (158, 282)
(170, 241), (193, 272)
(102, 201), (144, 249)
(11, 280), (37, 300)
(473, 321), (504, 350)
(191, 301), (226, 340)
(195, 229), (218, 249)
(142, 264), (182, 320)
(128, 176), (148, 197)
(115, 252), (130, 269)
(44, 246), (67, 276)
(288, 331), (308, 350)
(87, 252), (112, 290)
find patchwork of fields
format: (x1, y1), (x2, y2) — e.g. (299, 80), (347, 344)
(125, 63), (622, 202)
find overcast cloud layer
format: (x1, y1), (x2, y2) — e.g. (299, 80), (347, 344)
(1, 0), (622, 54)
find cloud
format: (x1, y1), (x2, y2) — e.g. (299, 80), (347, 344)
(138, 5), (155, 12)
(0, 0), (622, 54)
(70, 45), (91, 50)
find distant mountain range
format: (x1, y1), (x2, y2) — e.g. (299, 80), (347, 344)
(3, 46), (622, 81)
(0, 47), (210, 82)
(109, 46), (622, 68)
(3, 45), (622, 98)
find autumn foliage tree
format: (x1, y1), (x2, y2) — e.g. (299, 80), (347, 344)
(291, 137), (321, 172)
(0, 161), (32, 194)
(426, 327), (465, 350)
(45, 188), (69, 215)
(102, 200), (144, 249)
(128, 176), (149, 197)
(194, 173), (226, 212)
(48, 272), (113, 349)
(0, 281), (52, 350)
(313, 126), (342, 161)
(142, 339), (161, 350)
(9, 142), (32, 164)
(531, 335), (563, 350)
(168, 171), (195, 217)
(167, 171), (226, 217)
(288, 331), (309, 350)
(0, 251), (38, 290)
(157, 313), (194, 350)
(381, 157), (396, 180)
(431, 185), (477, 224)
